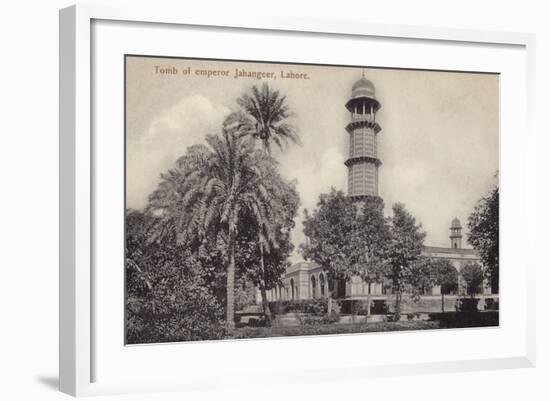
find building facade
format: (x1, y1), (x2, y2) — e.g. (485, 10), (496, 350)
(264, 218), (490, 303)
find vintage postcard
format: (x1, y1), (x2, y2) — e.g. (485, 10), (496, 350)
(125, 56), (499, 344)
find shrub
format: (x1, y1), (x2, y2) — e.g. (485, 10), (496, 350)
(267, 298), (343, 326)
(484, 298), (499, 310)
(460, 262), (484, 296)
(269, 301), (286, 315)
(371, 300), (389, 315)
(301, 310), (340, 326)
(268, 299), (329, 316)
(340, 299), (382, 315)
(429, 311), (499, 328)
(126, 271), (226, 343)
(125, 211), (226, 344)
(267, 298), (343, 325)
(455, 297), (479, 313)
(304, 299), (329, 316)
(341, 299), (360, 314)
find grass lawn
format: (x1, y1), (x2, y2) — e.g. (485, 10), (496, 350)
(230, 320), (440, 339)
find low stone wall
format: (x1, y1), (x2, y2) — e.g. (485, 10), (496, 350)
(394, 295), (499, 313)
(397, 296), (459, 313)
(342, 294), (499, 314)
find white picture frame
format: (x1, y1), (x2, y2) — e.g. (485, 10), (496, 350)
(59, 4), (536, 397)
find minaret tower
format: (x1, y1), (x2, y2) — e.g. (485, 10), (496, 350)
(450, 217), (463, 249)
(345, 73), (382, 200)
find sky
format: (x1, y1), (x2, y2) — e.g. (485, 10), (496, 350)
(125, 56), (499, 262)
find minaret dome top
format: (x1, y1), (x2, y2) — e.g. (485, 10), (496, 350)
(346, 74), (381, 113)
(351, 76), (376, 99)
(450, 217), (462, 229)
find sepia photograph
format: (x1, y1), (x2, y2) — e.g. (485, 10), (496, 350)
(124, 55), (499, 344)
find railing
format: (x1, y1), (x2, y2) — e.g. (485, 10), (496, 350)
(351, 113), (375, 122)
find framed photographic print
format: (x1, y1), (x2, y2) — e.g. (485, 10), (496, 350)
(59, 4), (536, 397)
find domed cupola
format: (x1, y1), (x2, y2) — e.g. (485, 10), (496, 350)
(346, 75), (381, 114)
(451, 217), (462, 229)
(450, 218), (463, 248)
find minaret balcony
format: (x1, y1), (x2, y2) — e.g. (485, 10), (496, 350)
(346, 120), (381, 134)
(344, 156), (382, 168)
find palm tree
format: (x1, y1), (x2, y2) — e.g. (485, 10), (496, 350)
(250, 164), (294, 326)
(147, 120), (277, 330)
(228, 84), (302, 323)
(235, 83), (301, 155)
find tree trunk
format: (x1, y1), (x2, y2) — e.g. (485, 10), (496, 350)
(441, 293), (445, 313)
(366, 284), (372, 318)
(327, 278), (335, 314)
(259, 286), (271, 326)
(226, 238), (236, 331)
(394, 286), (402, 320)
(259, 244), (272, 326)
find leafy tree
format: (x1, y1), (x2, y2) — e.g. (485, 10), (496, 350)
(255, 169), (299, 325)
(301, 189), (357, 311)
(349, 196), (392, 315)
(467, 186), (499, 293)
(460, 262), (484, 297)
(407, 258), (458, 312)
(233, 83), (301, 155)
(236, 169), (300, 325)
(430, 258), (458, 312)
(301, 190), (390, 314)
(387, 203), (426, 320)
(405, 257), (436, 302)
(125, 210), (225, 343)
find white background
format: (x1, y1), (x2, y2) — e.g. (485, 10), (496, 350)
(0, 0), (548, 400)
